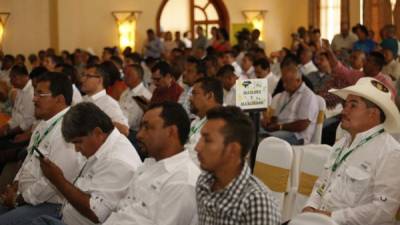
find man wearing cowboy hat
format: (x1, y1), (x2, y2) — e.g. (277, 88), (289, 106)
(302, 77), (400, 225)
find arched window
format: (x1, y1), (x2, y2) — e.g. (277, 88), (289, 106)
(156, 0), (229, 38)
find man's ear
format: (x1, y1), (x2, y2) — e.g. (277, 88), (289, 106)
(224, 141), (242, 160)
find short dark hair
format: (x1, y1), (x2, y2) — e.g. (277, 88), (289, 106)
(126, 64), (144, 80)
(56, 63), (79, 85)
(47, 55), (63, 66)
(10, 64), (29, 77)
(216, 64), (235, 78)
(151, 61), (172, 77)
(62, 102), (114, 142)
(194, 77), (223, 104)
(125, 52), (142, 64)
(206, 106), (255, 159)
(368, 51), (386, 71)
(147, 101), (190, 145)
(187, 56), (207, 77)
(29, 66), (48, 80)
(110, 56), (123, 68)
(36, 72), (73, 106)
(100, 61), (121, 86)
(253, 58), (270, 70)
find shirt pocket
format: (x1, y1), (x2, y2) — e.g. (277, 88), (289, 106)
(342, 166), (371, 205)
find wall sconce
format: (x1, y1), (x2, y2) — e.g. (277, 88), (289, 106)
(0, 12), (10, 49)
(112, 11), (141, 51)
(242, 10), (267, 40)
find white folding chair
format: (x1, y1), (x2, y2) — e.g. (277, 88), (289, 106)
(289, 212), (338, 225)
(311, 95), (326, 144)
(253, 137), (294, 221)
(291, 144), (332, 217)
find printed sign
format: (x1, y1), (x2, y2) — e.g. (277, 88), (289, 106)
(236, 79), (268, 110)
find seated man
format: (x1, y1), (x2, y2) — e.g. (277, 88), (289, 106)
(303, 77), (400, 225)
(32, 102), (142, 225)
(81, 64), (129, 136)
(0, 65), (35, 146)
(196, 106), (280, 224)
(150, 61), (183, 104)
(185, 77), (223, 163)
(119, 64), (152, 132)
(216, 65), (238, 106)
(101, 102), (200, 225)
(262, 60), (319, 145)
(0, 73), (82, 225)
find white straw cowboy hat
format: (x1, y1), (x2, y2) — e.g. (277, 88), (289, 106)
(329, 77), (400, 133)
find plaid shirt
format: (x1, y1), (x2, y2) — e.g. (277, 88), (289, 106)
(196, 163), (281, 225)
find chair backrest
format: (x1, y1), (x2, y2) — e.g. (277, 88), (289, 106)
(311, 95), (326, 144)
(289, 212), (339, 225)
(291, 144), (332, 217)
(254, 137), (293, 193)
(253, 137), (294, 220)
(298, 144), (331, 196)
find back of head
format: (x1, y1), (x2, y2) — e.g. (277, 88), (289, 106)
(195, 77), (224, 105)
(56, 63), (79, 84)
(206, 106), (255, 159)
(147, 101), (190, 145)
(29, 66), (48, 80)
(62, 102), (114, 142)
(36, 72), (73, 106)
(100, 61), (121, 86)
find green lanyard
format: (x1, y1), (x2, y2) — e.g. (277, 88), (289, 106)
(331, 128), (384, 172)
(189, 117), (207, 138)
(30, 116), (64, 154)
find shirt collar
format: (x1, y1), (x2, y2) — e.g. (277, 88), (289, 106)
(22, 80), (32, 92)
(159, 150), (190, 173)
(90, 128), (120, 160)
(344, 124), (385, 149)
(44, 107), (70, 125)
(89, 89), (106, 101)
(199, 162), (251, 200)
(130, 82), (145, 95)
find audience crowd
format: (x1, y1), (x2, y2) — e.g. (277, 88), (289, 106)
(0, 23), (398, 225)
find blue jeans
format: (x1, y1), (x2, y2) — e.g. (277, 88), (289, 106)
(0, 203), (61, 225)
(266, 130), (304, 145)
(28, 215), (65, 225)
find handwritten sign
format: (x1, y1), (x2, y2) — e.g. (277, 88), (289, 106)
(236, 79), (268, 110)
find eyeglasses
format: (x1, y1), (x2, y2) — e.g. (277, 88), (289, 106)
(33, 92), (52, 98)
(82, 74), (101, 79)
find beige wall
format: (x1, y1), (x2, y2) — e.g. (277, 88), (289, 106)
(0, 0), (310, 56)
(0, 0), (51, 55)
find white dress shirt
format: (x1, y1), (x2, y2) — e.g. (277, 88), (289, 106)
(15, 107), (83, 205)
(62, 128), (142, 225)
(72, 84), (82, 105)
(271, 83), (319, 144)
(223, 86), (236, 106)
(263, 72), (280, 96)
(178, 85), (193, 116)
(306, 125), (400, 225)
(119, 83), (152, 131)
(232, 61), (243, 78)
(8, 80), (35, 131)
(184, 116), (207, 165)
(103, 150), (201, 225)
(300, 61), (318, 76)
(83, 90), (128, 126)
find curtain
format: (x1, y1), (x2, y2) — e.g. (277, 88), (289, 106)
(341, 0), (350, 27)
(363, 0), (392, 41)
(309, 0), (320, 28)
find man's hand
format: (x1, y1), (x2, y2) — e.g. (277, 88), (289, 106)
(1, 184), (18, 208)
(266, 122), (280, 132)
(39, 157), (65, 185)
